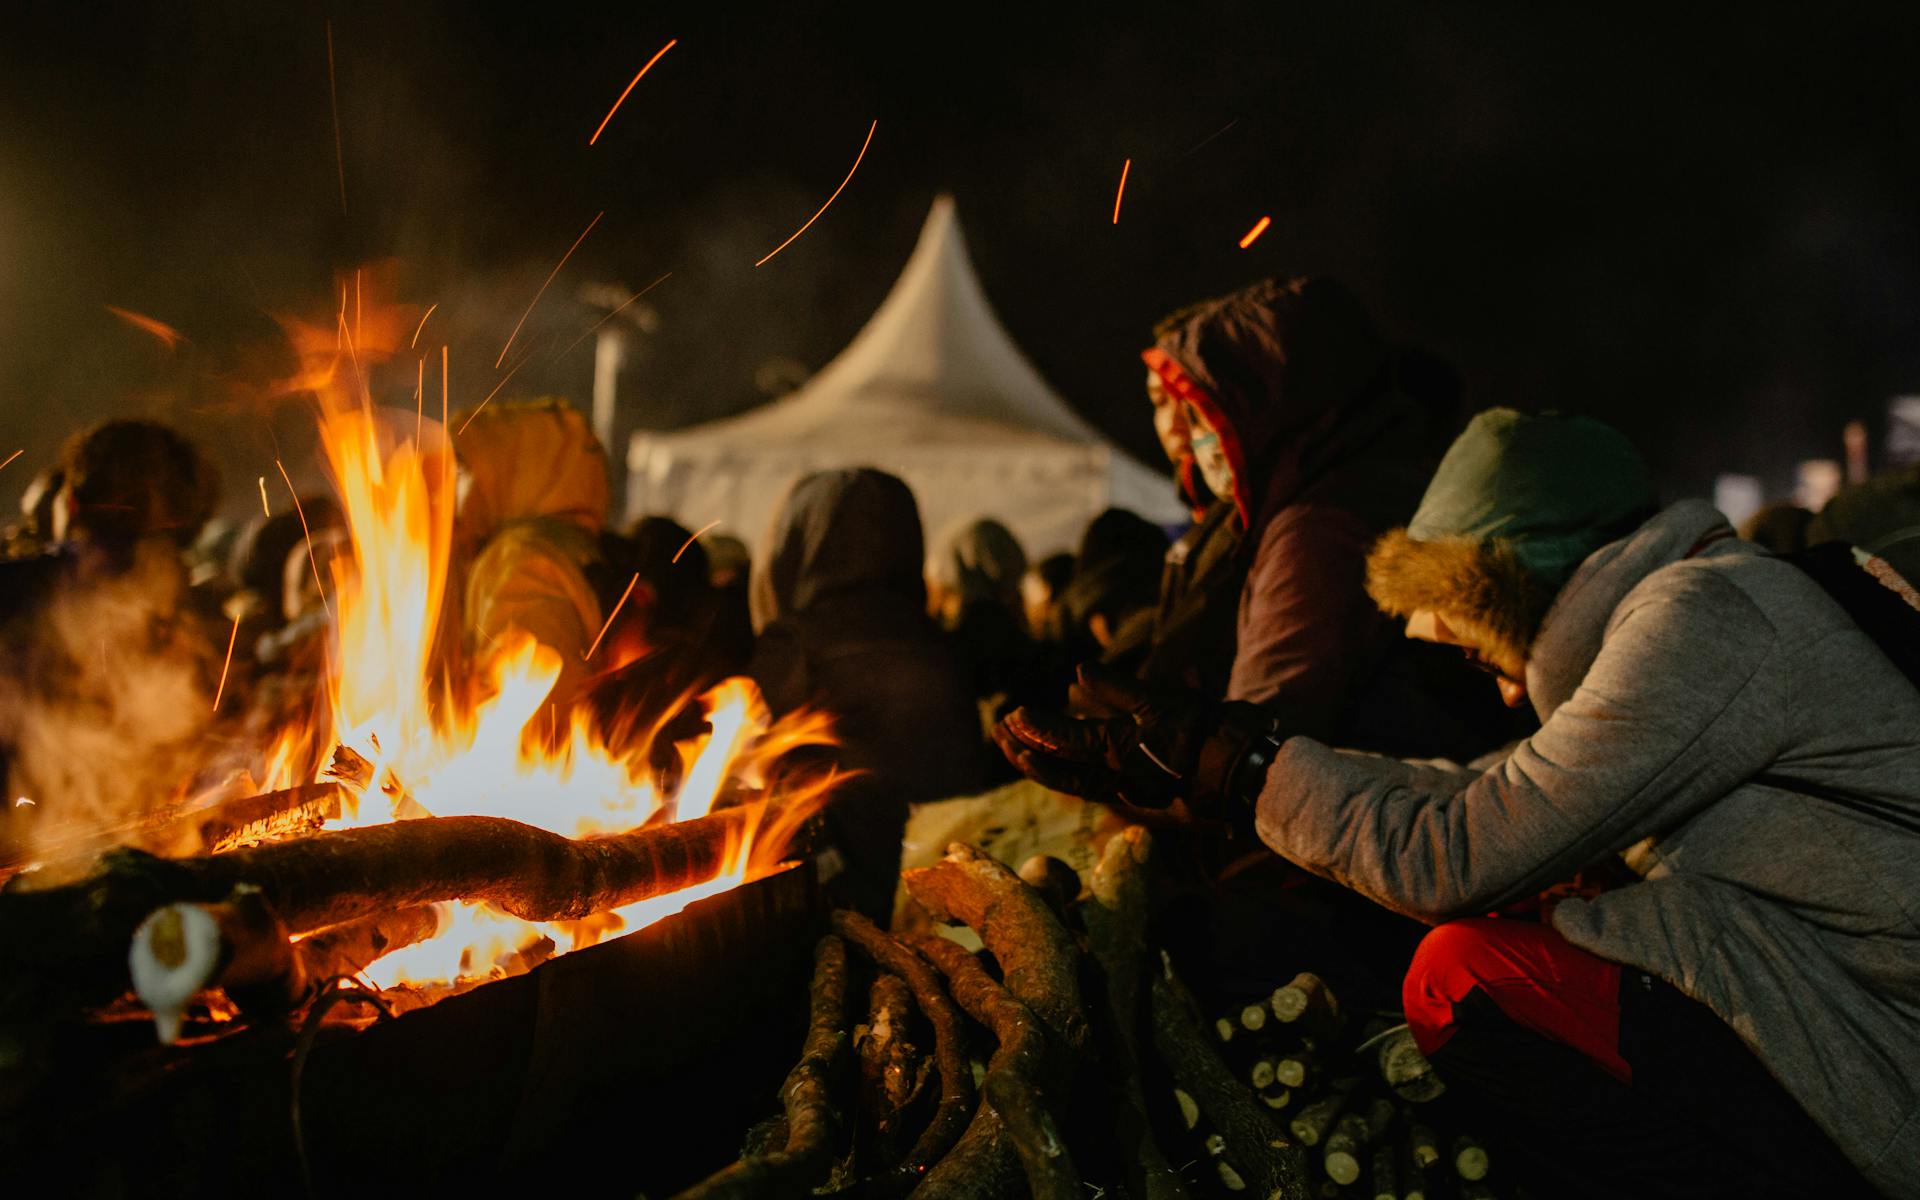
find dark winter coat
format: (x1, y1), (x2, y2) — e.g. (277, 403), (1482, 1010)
(1144, 277), (1510, 757)
(749, 469), (990, 913)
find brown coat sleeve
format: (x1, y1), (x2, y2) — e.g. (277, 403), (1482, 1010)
(1226, 502), (1392, 738)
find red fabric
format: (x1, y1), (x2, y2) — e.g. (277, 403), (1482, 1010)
(1142, 346), (1252, 527)
(1403, 917), (1631, 1083)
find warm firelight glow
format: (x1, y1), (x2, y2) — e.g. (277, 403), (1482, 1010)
(255, 280), (837, 990)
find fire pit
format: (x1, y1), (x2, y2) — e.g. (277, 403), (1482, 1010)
(3, 859), (817, 1196)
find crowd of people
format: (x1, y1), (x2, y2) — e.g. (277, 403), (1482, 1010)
(2, 274), (1918, 1197)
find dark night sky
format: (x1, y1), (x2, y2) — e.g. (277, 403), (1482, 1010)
(4, 1), (1920, 513)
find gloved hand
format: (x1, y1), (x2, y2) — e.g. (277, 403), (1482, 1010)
(993, 664), (1285, 816)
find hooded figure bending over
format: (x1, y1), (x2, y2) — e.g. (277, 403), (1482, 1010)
(1001, 409), (1919, 1198)
(750, 469), (989, 916)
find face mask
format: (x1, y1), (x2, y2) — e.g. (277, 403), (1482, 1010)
(1189, 424), (1235, 500)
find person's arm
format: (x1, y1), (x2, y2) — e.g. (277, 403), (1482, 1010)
(1226, 505), (1389, 738)
(1252, 569), (1785, 923)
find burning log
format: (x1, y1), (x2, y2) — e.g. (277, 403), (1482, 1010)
(901, 842), (1088, 1059)
(0, 782), (343, 879)
(1080, 827), (1188, 1200)
(675, 935), (851, 1200)
(0, 803), (762, 1018)
(128, 884), (440, 1042)
(1149, 950), (1313, 1200)
(829, 910), (975, 1185)
(915, 933), (1078, 1200)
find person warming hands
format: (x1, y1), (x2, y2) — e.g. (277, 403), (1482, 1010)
(997, 408), (1920, 1200)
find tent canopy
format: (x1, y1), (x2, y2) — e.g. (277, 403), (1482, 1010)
(625, 195), (1185, 557)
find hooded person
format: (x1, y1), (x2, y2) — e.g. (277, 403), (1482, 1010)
(925, 515), (1038, 735)
(1001, 409), (1919, 1198)
(749, 468), (990, 916)
(1126, 277), (1508, 757)
(453, 399), (609, 714)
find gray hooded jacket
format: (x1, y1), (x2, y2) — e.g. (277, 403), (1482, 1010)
(1254, 500), (1920, 1196)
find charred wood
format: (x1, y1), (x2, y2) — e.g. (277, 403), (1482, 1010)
(829, 910), (974, 1186)
(915, 933), (1077, 1200)
(674, 934), (851, 1199)
(0, 804), (760, 1018)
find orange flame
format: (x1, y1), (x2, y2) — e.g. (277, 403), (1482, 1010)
(253, 276), (836, 988)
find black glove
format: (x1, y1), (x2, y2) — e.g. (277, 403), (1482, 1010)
(993, 665), (1285, 815)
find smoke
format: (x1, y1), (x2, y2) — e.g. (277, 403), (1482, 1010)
(0, 543), (220, 867)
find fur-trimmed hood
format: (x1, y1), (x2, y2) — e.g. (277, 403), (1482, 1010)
(1365, 408), (1655, 669)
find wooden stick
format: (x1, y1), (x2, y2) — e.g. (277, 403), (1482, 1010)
(1275, 1040), (1318, 1089)
(1400, 1137), (1429, 1200)
(1149, 950), (1313, 1200)
(1015, 854), (1081, 918)
(830, 910), (974, 1183)
(1452, 1134), (1489, 1182)
(1269, 971), (1340, 1038)
(675, 935), (851, 1199)
(2, 805), (762, 1017)
(856, 973), (926, 1170)
(903, 843), (1088, 1057)
(1079, 826), (1188, 1200)
(1407, 1123), (1440, 1169)
(1322, 1100), (1392, 1188)
(1370, 1141), (1399, 1200)
(915, 934), (1078, 1200)
(1289, 1090), (1350, 1148)
(128, 887), (441, 1042)
(1375, 1025), (1443, 1102)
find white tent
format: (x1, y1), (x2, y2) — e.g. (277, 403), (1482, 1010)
(624, 195), (1186, 556)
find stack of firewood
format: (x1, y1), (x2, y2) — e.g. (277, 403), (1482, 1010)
(688, 827), (1520, 1200)
(1193, 974), (1517, 1200)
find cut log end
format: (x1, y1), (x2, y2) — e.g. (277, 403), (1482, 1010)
(129, 903), (221, 1044)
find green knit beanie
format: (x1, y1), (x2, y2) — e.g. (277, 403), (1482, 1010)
(1408, 408), (1656, 591)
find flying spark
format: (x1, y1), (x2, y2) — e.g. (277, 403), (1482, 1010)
(560, 272), (673, 358)
(212, 613), (241, 712)
(325, 20), (347, 215)
(0, 450), (21, 472)
(1112, 158), (1131, 225)
(588, 38), (679, 146)
(1238, 216), (1272, 249)
(258, 476), (271, 517)
(756, 119), (876, 267)
(583, 573), (641, 661)
(105, 306), (186, 349)
(457, 344), (539, 436)
(276, 459), (333, 624)
(673, 520), (722, 563)
(410, 302), (438, 349)
(496, 211), (604, 368)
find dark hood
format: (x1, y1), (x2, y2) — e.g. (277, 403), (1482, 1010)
(1143, 276), (1414, 527)
(750, 468), (926, 631)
